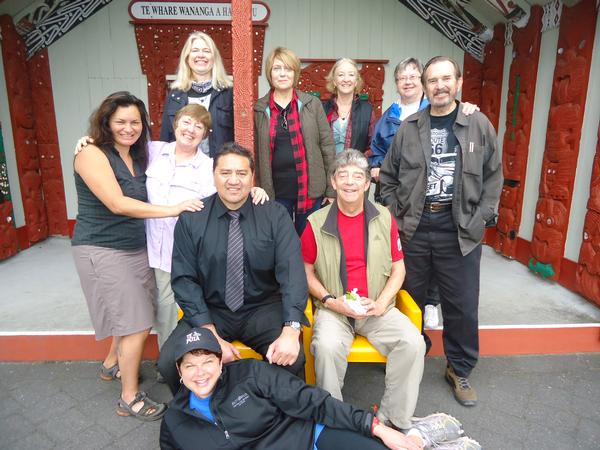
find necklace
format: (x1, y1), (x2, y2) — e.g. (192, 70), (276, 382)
(337, 104), (351, 121)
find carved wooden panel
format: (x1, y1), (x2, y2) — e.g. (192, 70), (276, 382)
(530, 0), (597, 280)
(297, 60), (387, 118)
(494, 7), (542, 258)
(231, 0), (254, 150)
(479, 23), (505, 132)
(461, 52), (482, 106)
(27, 49), (68, 236)
(132, 23), (266, 140)
(0, 200), (18, 260)
(576, 126), (600, 306)
(0, 123), (18, 261)
(0, 15), (48, 244)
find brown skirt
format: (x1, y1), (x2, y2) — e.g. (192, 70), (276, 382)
(72, 245), (156, 340)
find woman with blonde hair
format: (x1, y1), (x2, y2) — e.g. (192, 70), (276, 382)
(254, 47), (335, 235)
(160, 31), (234, 157)
(322, 58), (376, 156)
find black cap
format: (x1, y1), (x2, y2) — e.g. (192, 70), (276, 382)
(174, 327), (222, 361)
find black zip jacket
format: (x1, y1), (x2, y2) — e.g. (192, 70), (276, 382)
(160, 359), (374, 450)
(160, 88), (234, 157)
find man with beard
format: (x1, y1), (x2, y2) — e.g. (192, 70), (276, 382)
(379, 56), (502, 407)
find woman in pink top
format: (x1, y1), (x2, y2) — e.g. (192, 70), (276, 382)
(77, 104), (267, 373)
(145, 104), (268, 354)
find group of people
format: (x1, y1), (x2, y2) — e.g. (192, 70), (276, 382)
(71, 30), (501, 450)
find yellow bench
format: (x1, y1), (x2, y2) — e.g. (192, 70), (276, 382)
(303, 290), (422, 384)
(176, 308), (264, 360)
(178, 289), (421, 385)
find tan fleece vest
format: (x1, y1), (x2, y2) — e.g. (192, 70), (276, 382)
(308, 202), (394, 311)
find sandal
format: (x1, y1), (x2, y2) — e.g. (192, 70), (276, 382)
(116, 391), (166, 421)
(99, 363), (121, 381)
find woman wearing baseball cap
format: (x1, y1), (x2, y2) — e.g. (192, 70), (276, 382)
(159, 328), (480, 450)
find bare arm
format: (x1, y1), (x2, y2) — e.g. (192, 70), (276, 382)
(304, 261), (369, 320)
(74, 145), (201, 218)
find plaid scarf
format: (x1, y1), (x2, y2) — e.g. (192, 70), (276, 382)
(269, 90), (314, 214)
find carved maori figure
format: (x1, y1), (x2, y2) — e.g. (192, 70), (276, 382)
(28, 50), (68, 236)
(461, 53), (482, 106)
(530, 0), (597, 279)
(576, 129), (600, 305)
(493, 6), (542, 258)
(479, 24), (505, 131)
(0, 16), (48, 244)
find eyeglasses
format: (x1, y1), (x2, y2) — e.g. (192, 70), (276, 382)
(397, 75), (419, 83)
(281, 109), (288, 130)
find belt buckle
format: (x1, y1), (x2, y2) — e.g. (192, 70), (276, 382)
(428, 202), (449, 213)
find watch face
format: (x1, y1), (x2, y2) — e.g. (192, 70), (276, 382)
(285, 321), (301, 330)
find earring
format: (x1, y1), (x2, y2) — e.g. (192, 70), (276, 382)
(179, 377), (183, 384)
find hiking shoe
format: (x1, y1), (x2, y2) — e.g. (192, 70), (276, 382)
(410, 413), (464, 448)
(435, 437), (482, 450)
(424, 305), (439, 329)
(445, 365), (477, 406)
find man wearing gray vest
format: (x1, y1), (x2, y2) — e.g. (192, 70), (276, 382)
(301, 150), (426, 432)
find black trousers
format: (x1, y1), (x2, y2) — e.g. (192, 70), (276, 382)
(402, 209), (481, 378)
(158, 301), (306, 395)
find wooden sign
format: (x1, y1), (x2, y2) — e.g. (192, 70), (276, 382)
(128, 1), (270, 23)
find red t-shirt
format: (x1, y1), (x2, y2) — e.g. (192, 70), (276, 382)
(301, 209), (403, 298)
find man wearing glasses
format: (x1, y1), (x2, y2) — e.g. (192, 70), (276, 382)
(301, 150), (426, 432)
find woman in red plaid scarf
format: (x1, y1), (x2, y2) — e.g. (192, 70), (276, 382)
(254, 47), (336, 235)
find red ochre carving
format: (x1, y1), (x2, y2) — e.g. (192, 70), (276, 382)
(231, 0), (254, 150)
(576, 128), (600, 306)
(297, 60), (387, 118)
(461, 53), (482, 106)
(0, 15), (48, 244)
(479, 24), (505, 132)
(495, 6), (544, 257)
(132, 23), (266, 140)
(0, 200), (18, 260)
(530, 0), (597, 280)
(28, 50), (68, 236)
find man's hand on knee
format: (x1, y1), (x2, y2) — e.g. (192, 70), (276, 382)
(202, 324), (240, 363)
(266, 327), (300, 366)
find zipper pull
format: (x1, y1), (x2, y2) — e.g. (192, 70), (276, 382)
(224, 430), (230, 440)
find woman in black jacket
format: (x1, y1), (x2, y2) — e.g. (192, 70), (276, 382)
(160, 328), (479, 450)
(160, 31), (233, 157)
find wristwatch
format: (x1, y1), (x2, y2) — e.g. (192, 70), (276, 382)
(284, 321), (301, 332)
(320, 294), (335, 305)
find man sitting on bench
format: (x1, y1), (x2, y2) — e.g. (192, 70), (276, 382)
(301, 149), (426, 432)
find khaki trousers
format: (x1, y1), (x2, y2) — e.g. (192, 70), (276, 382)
(311, 307), (425, 429)
(153, 268), (179, 350)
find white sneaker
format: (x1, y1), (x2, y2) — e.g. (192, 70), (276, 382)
(435, 437), (482, 450)
(410, 413), (464, 449)
(424, 305), (439, 329)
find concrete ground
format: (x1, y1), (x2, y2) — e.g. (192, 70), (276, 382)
(1, 237), (599, 333)
(0, 353), (598, 450)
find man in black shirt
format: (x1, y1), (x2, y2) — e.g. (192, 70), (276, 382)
(158, 143), (309, 394)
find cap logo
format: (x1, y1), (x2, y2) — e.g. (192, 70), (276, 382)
(186, 330), (203, 344)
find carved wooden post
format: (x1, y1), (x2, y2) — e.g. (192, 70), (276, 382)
(231, 0), (254, 152)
